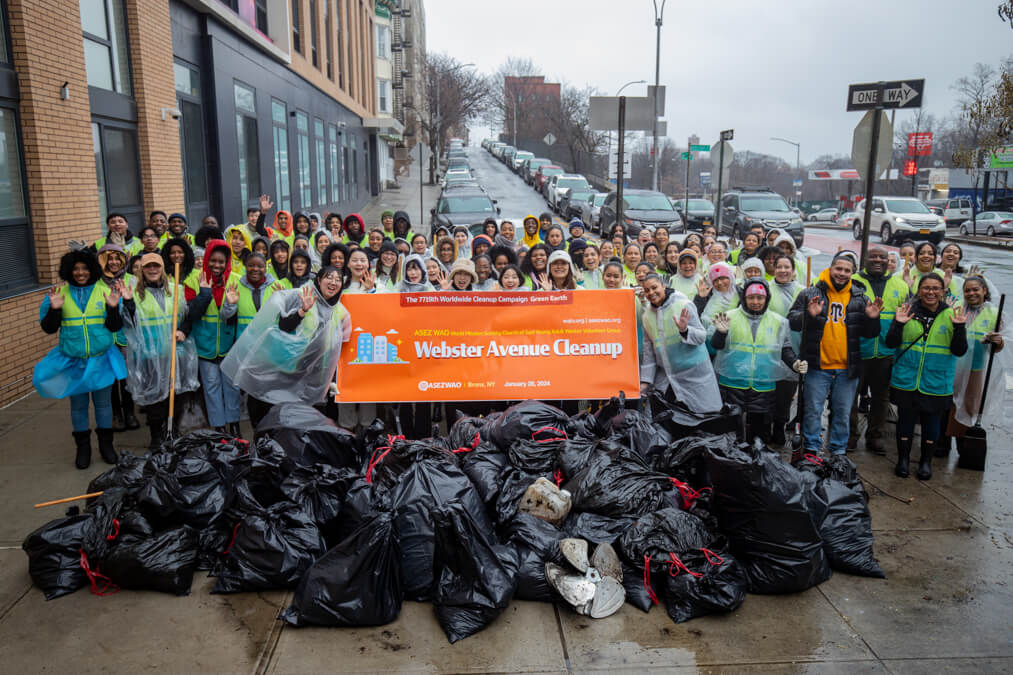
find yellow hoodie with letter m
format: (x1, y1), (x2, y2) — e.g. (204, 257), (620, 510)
(818, 267), (850, 370)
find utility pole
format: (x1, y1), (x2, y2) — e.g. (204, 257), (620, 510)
(607, 80), (646, 188)
(684, 137), (691, 216)
(651, 0), (666, 192)
(771, 137), (801, 205)
(617, 97), (627, 228)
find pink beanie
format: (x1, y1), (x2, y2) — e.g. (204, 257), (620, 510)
(745, 282), (768, 297)
(708, 262), (732, 283)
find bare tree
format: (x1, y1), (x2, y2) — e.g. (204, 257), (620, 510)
(484, 58), (557, 147)
(409, 53), (488, 183)
(542, 84), (608, 174)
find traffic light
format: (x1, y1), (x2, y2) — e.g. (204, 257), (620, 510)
(903, 159), (917, 177)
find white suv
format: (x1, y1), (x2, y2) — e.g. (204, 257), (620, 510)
(851, 197), (946, 245)
(546, 174), (590, 213)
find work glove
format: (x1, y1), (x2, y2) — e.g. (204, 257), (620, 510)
(712, 312), (731, 334)
(792, 360), (808, 375)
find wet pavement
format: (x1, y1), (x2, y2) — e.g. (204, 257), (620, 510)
(2, 391), (1011, 672)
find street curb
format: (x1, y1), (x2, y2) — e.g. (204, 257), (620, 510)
(945, 234), (1013, 250)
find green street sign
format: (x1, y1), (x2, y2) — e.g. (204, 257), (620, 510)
(690, 144), (711, 152)
(681, 151), (692, 159)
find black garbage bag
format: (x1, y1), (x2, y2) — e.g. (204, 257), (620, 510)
(663, 547), (749, 623)
(135, 450), (227, 530)
(88, 452), (148, 494)
(815, 479), (885, 578)
(650, 392), (741, 437)
(705, 441), (831, 594)
(282, 510), (402, 627)
(563, 443), (672, 518)
(794, 453), (869, 503)
(196, 523), (232, 571)
(388, 457), (491, 601)
(102, 525), (198, 595)
(503, 512), (564, 602)
(356, 417), (389, 460)
(211, 500), (325, 593)
(604, 408), (673, 460)
(506, 427), (568, 474)
(566, 410), (605, 440)
(365, 437), (454, 494)
(647, 433), (737, 489)
(22, 490), (124, 600)
(255, 403), (360, 469)
(448, 414), (488, 450)
(168, 428), (235, 456)
(618, 508), (716, 565)
(561, 512), (636, 545)
(555, 437), (597, 480)
(280, 464), (358, 546)
(485, 400), (568, 451)
(118, 507), (155, 537)
(432, 501), (519, 643)
(458, 444), (511, 506)
(622, 558), (658, 612)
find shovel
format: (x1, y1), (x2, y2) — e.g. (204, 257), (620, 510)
(958, 293), (1005, 471)
(165, 261), (181, 443)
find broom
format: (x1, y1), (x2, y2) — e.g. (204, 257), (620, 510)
(958, 293), (1005, 471)
(166, 262), (181, 442)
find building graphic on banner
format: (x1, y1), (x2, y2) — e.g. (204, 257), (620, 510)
(351, 328), (407, 364)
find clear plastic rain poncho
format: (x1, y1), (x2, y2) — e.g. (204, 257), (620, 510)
(122, 284), (199, 406)
(221, 287), (352, 406)
(640, 289), (723, 413)
(952, 299), (1012, 427)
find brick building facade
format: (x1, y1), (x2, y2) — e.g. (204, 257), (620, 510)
(0, 0), (390, 407)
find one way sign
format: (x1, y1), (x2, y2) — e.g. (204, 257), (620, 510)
(847, 79), (924, 111)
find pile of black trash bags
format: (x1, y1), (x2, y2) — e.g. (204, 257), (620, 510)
(23, 394), (884, 642)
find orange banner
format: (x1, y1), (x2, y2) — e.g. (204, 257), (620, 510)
(335, 290), (640, 402)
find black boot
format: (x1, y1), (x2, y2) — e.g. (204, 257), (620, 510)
(96, 428), (118, 464)
(770, 419), (787, 447)
(73, 430), (92, 469)
(917, 440), (934, 481)
(121, 383), (140, 430)
(227, 422), (242, 439)
(147, 418), (166, 451)
(895, 437), (912, 478)
(934, 435), (952, 458)
(110, 382), (125, 431)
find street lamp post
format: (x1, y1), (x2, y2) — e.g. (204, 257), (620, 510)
(651, 0), (667, 192)
(771, 136), (801, 205)
(608, 80), (646, 184)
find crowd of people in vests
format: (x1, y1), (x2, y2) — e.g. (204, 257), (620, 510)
(35, 197), (1006, 485)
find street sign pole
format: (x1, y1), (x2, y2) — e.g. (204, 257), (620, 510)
(715, 141), (726, 232)
(616, 96), (626, 230)
(859, 96), (884, 269)
(685, 139), (691, 216)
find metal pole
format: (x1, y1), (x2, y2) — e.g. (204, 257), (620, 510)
(512, 94), (517, 147)
(859, 107), (884, 269)
(609, 80), (645, 190)
(684, 139), (690, 217)
(715, 141), (726, 233)
(617, 96), (626, 228)
(419, 111), (424, 228)
(648, 6), (664, 191)
(795, 144), (800, 206)
(432, 71), (440, 186)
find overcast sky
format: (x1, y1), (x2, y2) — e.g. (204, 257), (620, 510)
(425, 0), (1012, 167)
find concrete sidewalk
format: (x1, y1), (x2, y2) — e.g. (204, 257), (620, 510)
(1, 394), (1011, 673)
(360, 146), (441, 233)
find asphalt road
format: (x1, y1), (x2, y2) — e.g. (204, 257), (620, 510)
(453, 146), (568, 227)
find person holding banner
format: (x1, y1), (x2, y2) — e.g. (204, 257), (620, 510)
(222, 266), (352, 428)
(118, 254), (199, 448)
(639, 274), (723, 413)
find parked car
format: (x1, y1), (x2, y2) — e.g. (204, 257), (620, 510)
(958, 212), (1013, 236)
(598, 189), (686, 238)
(490, 142), (505, 157)
(525, 158), (553, 185)
(577, 192), (608, 232)
(559, 186), (597, 221)
(807, 207), (840, 223)
(501, 146), (517, 165)
(446, 157), (470, 172)
(512, 151), (534, 174)
(673, 198), (716, 231)
(534, 165), (564, 193)
(441, 168), (472, 186)
(430, 186), (500, 235)
(850, 197), (946, 244)
(942, 197), (974, 225)
(546, 174), (591, 212)
(718, 188), (804, 246)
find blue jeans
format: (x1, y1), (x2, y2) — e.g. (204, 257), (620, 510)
(199, 359), (240, 427)
(803, 369), (859, 455)
(69, 386), (113, 432)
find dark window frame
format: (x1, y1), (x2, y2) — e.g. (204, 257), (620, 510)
(80, 0), (133, 96)
(233, 80), (261, 209)
(292, 0), (302, 53)
(0, 102), (36, 297)
(309, 0), (319, 68)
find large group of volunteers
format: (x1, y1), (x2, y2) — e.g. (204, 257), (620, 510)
(22, 194), (1009, 638)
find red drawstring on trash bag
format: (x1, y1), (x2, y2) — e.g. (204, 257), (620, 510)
(803, 453), (823, 465)
(221, 522), (242, 555)
(701, 548), (724, 566)
(79, 549), (119, 596)
(643, 554), (659, 605)
(553, 469), (565, 488)
(669, 478), (712, 510)
(105, 518), (120, 542)
(365, 434), (405, 484)
(531, 426), (568, 443)
(668, 553), (703, 579)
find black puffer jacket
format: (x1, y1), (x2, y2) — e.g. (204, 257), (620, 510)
(788, 275), (880, 378)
